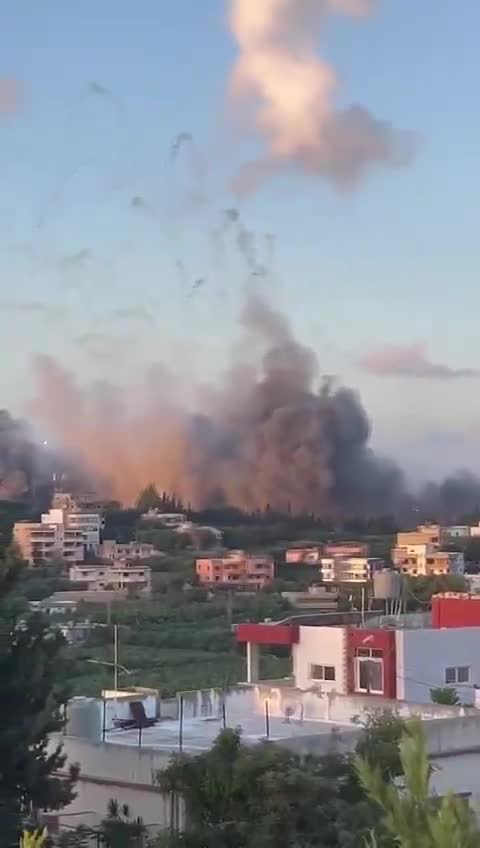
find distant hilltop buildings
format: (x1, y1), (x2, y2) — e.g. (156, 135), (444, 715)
(13, 492), (155, 599)
(392, 523), (466, 577)
(285, 542), (382, 584)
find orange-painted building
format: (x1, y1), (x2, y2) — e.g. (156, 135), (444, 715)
(196, 550), (274, 590)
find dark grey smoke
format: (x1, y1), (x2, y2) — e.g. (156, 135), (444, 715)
(0, 411), (35, 500)
(11, 294), (480, 520)
(171, 294), (407, 514)
(419, 472), (480, 521)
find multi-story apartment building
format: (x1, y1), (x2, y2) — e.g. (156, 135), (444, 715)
(396, 524), (442, 548)
(323, 542), (369, 557)
(14, 517), (85, 566)
(394, 548), (464, 577)
(285, 547), (322, 564)
(69, 562), (151, 595)
(392, 523), (465, 576)
(13, 505), (103, 566)
(196, 550), (274, 591)
(99, 540), (159, 561)
(319, 556), (384, 583)
(66, 511), (103, 550)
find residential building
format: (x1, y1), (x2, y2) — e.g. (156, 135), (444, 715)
(444, 525), (471, 540)
(14, 517), (85, 566)
(37, 589), (131, 605)
(286, 547), (322, 564)
(392, 541), (433, 570)
(466, 574), (480, 593)
(67, 511), (103, 550)
(396, 524), (442, 548)
(319, 556), (384, 583)
(51, 684), (480, 833)
(31, 595), (80, 616)
(236, 593), (480, 704)
(393, 548), (464, 576)
(196, 550), (274, 590)
(323, 542), (369, 557)
(141, 510), (186, 527)
(69, 561), (151, 595)
(100, 540), (159, 562)
(13, 501), (104, 566)
(392, 523), (464, 576)
(281, 586), (338, 610)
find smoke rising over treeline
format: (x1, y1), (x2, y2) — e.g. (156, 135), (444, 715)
(1, 294), (478, 522)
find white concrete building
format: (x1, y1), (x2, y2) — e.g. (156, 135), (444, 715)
(14, 503), (104, 566)
(319, 556), (384, 583)
(237, 595), (480, 705)
(444, 525), (471, 539)
(48, 686), (480, 834)
(70, 561), (151, 595)
(100, 540), (159, 561)
(66, 511), (103, 550)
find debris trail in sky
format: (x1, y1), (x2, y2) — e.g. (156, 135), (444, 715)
(35, 81), (135, 231)
(168, 130), (209, 218)
(170, 132), (194, 162)
(221, 207), (265, 276)
(186, 277), (207, 301)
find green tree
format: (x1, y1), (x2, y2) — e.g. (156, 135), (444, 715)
(356, 722), (480, 847)
(0, 557), (78, 843)
(98, 799), (146, 848)
(136, 485), (162, 512)
(354, 708), (407, 780)
(405, 574), (469, 610)
(58, 800), (146, 848)
(156, 712), (408, 848)
(430, 686), (461, 706)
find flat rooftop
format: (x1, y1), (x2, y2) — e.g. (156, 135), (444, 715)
(104, 713), (352, 753)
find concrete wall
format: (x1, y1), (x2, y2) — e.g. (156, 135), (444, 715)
(252, 684), (458, 726)
(49, 734), (181, 831)
(293, 626), (347, 692)
(399, 628), (480, 704)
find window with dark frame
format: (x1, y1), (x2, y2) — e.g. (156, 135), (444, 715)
(310, 664), (336, 681)
(445, 666), (470, 685)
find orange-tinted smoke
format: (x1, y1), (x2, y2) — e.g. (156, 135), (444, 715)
(30, 296), (405, 514)
(0, 79), (22, 115)
(228, 0), (416, 193)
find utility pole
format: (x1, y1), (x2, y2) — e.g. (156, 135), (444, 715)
(113, 624), (118, 693)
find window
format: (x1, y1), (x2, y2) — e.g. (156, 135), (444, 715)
(310, 664), (336, 681)
(445, 667), (456, 684)
(355, 647), (383, 659)
(355, 648), (384, 694)
(445, 666), (470, 684)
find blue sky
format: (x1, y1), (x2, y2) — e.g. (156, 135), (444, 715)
(1, 0), (479, 481)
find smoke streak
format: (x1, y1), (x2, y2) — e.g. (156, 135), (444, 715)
(228, 0), (417, 193)
(356, 343), (480, 380)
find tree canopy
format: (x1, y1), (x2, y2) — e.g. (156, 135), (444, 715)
(357, 722), (480, 847)
(156, 710), (408, 848)
(0, 556), (78, 842)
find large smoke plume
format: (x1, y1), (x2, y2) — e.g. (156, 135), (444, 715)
(228, 0), (417, 193)
(28, 294), (403, 515)
(1, 294), (479, 520)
